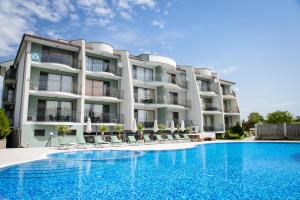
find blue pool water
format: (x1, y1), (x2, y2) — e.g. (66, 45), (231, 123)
(1, 142), (300, 200)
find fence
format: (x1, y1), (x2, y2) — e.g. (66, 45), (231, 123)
(256, 123), (300, 140)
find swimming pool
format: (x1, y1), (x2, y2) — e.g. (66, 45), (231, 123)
(0, 142), (300, 199)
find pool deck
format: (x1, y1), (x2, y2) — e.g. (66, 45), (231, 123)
(0, 140), (299, 169)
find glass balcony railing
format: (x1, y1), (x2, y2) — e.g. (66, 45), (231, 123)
(224, 107), (240, 113)
(30, 81), (78, 94)
(86, 64), (121, 76)
(86, 87), (124, 99)
(85, 113), (124, 123)
(202, 103), (222, 112)
(203, 124), (224, 132)
(27, 110), (78, 122)
(41, 53), (79, 69)
(136, 121), (155, 128)
(157, 95), (191, 108)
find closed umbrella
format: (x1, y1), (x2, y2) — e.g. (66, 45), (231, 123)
(132, 118), (137, 133)
(180, 120), (185, 132)
(86, 117), (92, 134)
(170, 120), (176, 133)
(153, 120), (158, 133)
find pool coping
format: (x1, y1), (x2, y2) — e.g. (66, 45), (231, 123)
(0, 140), (299, 169)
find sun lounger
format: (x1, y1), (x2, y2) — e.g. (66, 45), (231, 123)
(57, 136), (73, 149)
(183, 134), (191, 141)
(166, 134), (176, 143)
(156, 135), (168, 143)
(76, 135), (92, 149)
(175, 134), (187, 142)
(128, 136), (143, 145)
(143, 135), (154, 144)
(111, 135), (127, 146)
(94, 136), (110, 147)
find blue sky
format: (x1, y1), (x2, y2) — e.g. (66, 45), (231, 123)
(0, 0), (299, 119)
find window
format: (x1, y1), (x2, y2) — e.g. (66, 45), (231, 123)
(85, 79), (110, 96)
(39, 73), (74, 93)
(86, 56), (110, 72)
(168, 92), (178, 104)
(39, 100), (74, 121)
(132, 65), (153, 81)
(42, 46), (77, 67)
(134, 87), (155, 103)
(34, 130), (45, 136)
(197, 80), (210, 91)
(85, 104), (110, 122)
(134, 109), (155, 122)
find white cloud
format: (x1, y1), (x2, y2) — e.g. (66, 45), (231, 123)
(120, 11), (132, 20)
(0, 0), (159, 58)
(152, 19), (165, 29)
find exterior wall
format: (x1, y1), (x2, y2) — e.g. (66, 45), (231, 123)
(3, 35), (241, 147)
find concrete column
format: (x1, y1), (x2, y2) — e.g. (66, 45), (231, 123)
(283, 123), (287, 138)
(21, 41), (32, 124)
(184, 67), (203, 132)
(115, 50), (134, 131)
(215, 73), (226, 132)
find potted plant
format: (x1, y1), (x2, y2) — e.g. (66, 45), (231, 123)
(115, 124), (124, 139)
(186, 126), (193, 134)
(0, 109), (11, 149)
(158, 123), (166, 136)
(56, 125), (71, 136)
(98, 125), (109, 135)
(137, 123), (144, 139)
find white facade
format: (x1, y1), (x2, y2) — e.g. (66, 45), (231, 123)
(5, 34), (241, 147)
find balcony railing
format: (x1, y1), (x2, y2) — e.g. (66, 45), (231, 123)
(155, 73), (187, 88)
(86, 87), (124, 99)
(166, 120), (193, 127)
(224, 107), (240, 113)
(86, 64), (122, 76)
(137, 121), (155, 128)
(199, 85), (218, 93)
(223, 89), (236, 97)
(157, 95), (191, 108)
(134, 94), (156, 104)
(203, 124), (224, 132)
(202, 103), (222, 112)
(30, 81), (78, 94)
(27, 111), (78, 122)
(41, 52), (79, 69)
(85, 113), (124, 123)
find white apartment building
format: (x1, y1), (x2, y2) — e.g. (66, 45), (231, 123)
(2, 34), (240, 147)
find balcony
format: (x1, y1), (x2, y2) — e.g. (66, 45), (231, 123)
(85, 87), (123, 103)
(224, 107), (240, 114)
(158, 95), (191, 108)
(85, 113), (124, 124)
(166, 120), (193, 127)
(203, 124), (224, 132)
(202, 103), (222, 112)
(137, 121), (155, 128)
(155, 74), (187, 89)
(29, 81), (80, 99)
(27, 110), (78, 123)
(40, 50), (79, 69)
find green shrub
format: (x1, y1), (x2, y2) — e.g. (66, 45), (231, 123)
(56, 125), (71, 136)
(98, 125), (109, 134)
(230, 122), (244, 136)
(0, 109), (11, 139)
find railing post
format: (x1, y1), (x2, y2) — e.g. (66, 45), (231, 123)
(283, 123), (287, 138)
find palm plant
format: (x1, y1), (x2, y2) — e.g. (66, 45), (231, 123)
(115, 124), (124, 139)
(176, 124), (181, 133)
(56, 125), (71, 136)
(98, 125), (109, 135)
(137, 123), (144, 139)
(158, 123), (166, 135)
(0, 109), (11, 140)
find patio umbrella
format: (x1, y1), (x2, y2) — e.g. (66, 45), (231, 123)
(132, 118), (137, 133)
(180, 120), (185, 132)
(153, 120), (158, 133)
(170, 120), (176, 133)
(86, 117), (92, 134)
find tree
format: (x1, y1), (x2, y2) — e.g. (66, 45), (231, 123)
(248, 112), (264, 125)
(56, 125), (70, 136)
(115, 125), (124, 139)
(0, 109), (11, 139)
(98, 125), (109, 135)
(266, 111), (293, 124)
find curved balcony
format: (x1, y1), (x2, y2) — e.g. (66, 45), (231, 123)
(86, 42), (114, 55)
(202, 103), (223, 114)
(138, 54), (176, 70)
(85, 87), (123, 103)
(133, 77), (187, 90)
(29, 81), (81, 99)
(198, 85), (218, 97)
(203, 124), (224, 132)
(31, 61), (80, 74)
(224, 107), (240, 115)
